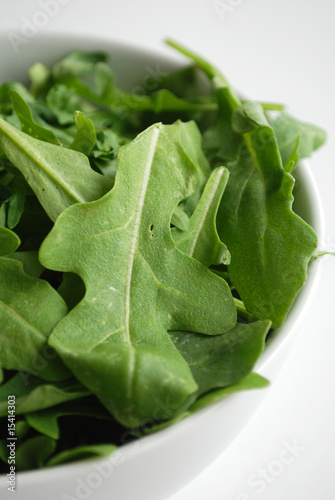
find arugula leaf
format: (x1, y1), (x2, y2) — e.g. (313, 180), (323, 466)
(167, 41), (318, 327)
(0, 420), (30, 465)
(51, 51), (214, 128)
(1, 190), (26, 229)
(0, 257), (68, 380)
(271, 112), (327, 167)
(90, 128), (127, 179)
(25, 398), (113, 439)
(0, 374), (89, 416)
(0, 118), (113, 222)
(0, 43), (326, 471)
(52, 51), (107, 80)
(9, 89), (60, 145)
(0, 80), (35, 115)
(147, 89), (215, 113)
(189, 372), (269, 412)
(154, 65), (201, 98)
(221, 102), (318, 326)
(29, 62), (51, 97)
(166, 119), (211, 215)
(171, 320), (270, 396)
(70, 111), (96, 156)
(0, 227), (20, 255)
(283, 136), (300, 173)
(0, 161), (28, 230)
(11, 195), (53, 251)
(138, 371), (269, 435)
(171, 204), (190, 231)
(173, 166), (230, 266)
(6, 250), (44, 278)
(15, 436), (56, 470)
(46, 444), (117, 467)
(39, 121), (236, 427)
(46, 84), (85, 125)
(57, 272), (85, 311)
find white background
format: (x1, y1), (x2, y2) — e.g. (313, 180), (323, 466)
(1, 1), (335, 499)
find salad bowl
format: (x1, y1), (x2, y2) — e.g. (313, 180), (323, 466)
(0, 31), (324, 500)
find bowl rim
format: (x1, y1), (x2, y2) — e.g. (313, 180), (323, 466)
(0, 30), (326, 485)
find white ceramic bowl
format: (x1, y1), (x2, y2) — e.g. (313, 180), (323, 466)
(0, 32), (325, 500)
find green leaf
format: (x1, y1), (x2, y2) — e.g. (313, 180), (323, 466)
(52, 51), (107, 80)
(0, 165), (27, 230)
(0, 80), (35, 115)
(153, 64), (201, 98)
(0, 227), (20, 255)
(6, 250), (44, 278)
(10, 195), (53, 251)
(91, 128), (126, 179)
(9, 89), (59, 144)
(29, 62), (51, 97)
(173, 166), (230, 266)
(93, 62), (115, 98)
(171, 205), (190, 231)
(0, 117), (113, 222)
(283, 135), (300, 173)
(46, 84), (83, 125)
(0, 42), (326, 471)
(70, 111), (96, 156)
(189, 372), (269, 412)
(166, 119), (211, 215)
(148, 89), (215, 113)
(0, 257), (69, 380)
(57, 272), (85, 311)
(25, 398), (113, 439)
(15, 436), (56, 470)
(54, 61), (213, 119)
(165, 40), (247, 142)
(202, 112), (241, 163)
(0, 374), (90, 416)
(26, 411), (60, 440)
(46, 444), (117, 467)
(171, 320), (271, 395)
(271, 112), (327, 167)
(39, 121), (236, 428)
(0, 420), (30, 463)
(141, 371), (269, 435)
(219, 102), (318, 326)
(5, 190), (26, 228)
(167, 42), (318, 327)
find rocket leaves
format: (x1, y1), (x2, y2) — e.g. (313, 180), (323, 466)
(0, 257), (69, 381)
(171, 320), (271, 397)
(271, 112), (327, 168)
(167, 41), (321, 328)
(0, 227), (20, 255)
(0, 42), (326, 471)
(221, 101), (318, 327)
(39, 121), (236, 427)
(0, 117), (113, 222)
(173, 166), (230, 267)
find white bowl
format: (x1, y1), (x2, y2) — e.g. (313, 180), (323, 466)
(0, 32), (325, 500)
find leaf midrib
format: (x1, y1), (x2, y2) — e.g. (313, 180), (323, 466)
(124, 125), (161, 345)
(188, 167), (224, 258)
(0, 118), (86, 206)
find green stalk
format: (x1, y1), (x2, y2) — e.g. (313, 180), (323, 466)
(165, 39), (241, 111)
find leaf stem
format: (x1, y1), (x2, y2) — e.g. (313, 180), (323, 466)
(165, 39), (241, 111)
(234, 298), (254, 321)
(260, 102), (285, 112)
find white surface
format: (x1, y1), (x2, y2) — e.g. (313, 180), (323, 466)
(1, 1), (335, 499)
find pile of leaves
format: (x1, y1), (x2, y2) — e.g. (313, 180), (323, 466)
(0, 41), (326, 471)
